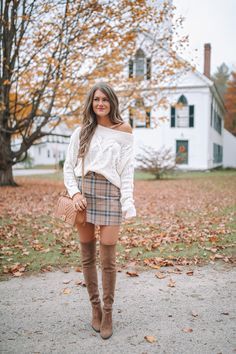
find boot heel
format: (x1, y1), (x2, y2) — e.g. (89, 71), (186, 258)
(100, 310), (113, 339)
(92, 303), (102, 332)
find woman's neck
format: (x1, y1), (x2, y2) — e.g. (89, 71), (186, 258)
(96, 116), (112, 127)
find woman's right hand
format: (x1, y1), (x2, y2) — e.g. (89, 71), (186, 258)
(72, 192), (87, 211)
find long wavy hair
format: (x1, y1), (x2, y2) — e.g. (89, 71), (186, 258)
(78, 82), (124, 158)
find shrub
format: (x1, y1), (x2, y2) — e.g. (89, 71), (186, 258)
(135, 144), (178, 179)
(58, 159), (65, 169)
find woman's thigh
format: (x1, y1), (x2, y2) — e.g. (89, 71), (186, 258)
(76, 222), (96, 243)
(100, 225), (121, 245)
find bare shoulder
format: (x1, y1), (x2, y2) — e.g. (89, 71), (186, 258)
(116, 122), (133, 134)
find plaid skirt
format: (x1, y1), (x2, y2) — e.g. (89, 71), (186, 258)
(77, 171), (122, 226)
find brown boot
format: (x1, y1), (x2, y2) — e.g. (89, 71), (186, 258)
(99, 242), (117, 340)
(80, 238), (102, 332)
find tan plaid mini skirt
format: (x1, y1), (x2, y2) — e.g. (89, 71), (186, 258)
(77, 171), (122, 226)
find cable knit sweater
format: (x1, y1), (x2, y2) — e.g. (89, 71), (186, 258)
(63, 124), (136, 220)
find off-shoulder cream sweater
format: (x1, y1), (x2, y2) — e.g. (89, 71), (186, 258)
(63, 124), (136, 220)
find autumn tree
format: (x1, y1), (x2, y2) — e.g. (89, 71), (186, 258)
(224, 71), (236, 136)
(212, 63), (230, 99)
(0, 0), (190, 186)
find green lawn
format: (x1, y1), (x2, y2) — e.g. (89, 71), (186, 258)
(15, 167), (236, 181)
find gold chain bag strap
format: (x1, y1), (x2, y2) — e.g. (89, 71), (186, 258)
(54, 156), (86, 227)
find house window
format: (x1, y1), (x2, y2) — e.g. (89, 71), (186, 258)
(128, 100), (151, 128)
(213, 143), (223, 163)
(135, 98), (146, 127)
(177, 95), (189, 127)
(47, 150), (50, 158)
(171, 95), (194, 128)
(211, 99), (222, 134)
(176, 140), (188, 164)
(214, 111), (222, 134)
(128, 48), (151, 80)
(135, 48), (145, 79)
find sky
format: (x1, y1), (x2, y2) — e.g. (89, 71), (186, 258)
(173, 0), (236, 75)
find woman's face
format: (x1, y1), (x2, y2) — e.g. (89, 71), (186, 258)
(92, 89), (111, 119)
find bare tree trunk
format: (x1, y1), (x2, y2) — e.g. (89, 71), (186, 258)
(0, 165), (18, 186)
(0, 133), (18, 186)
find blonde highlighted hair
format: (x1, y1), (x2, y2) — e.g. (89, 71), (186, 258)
(78, 82), (124, 158)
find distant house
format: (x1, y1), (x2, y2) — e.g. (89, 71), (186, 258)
(122, 39), (235, 170)
(18, 41), (236, 170)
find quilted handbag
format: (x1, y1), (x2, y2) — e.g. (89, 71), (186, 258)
(54, 157), (86, 227)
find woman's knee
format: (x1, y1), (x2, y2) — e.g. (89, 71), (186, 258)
(99, 225), (120, 245)
(76, 222), (95, 243)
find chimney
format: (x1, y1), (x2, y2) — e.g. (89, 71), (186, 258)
(204, 43), (211, 79)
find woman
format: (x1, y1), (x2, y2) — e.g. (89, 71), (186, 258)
(63, 82), (136, 340)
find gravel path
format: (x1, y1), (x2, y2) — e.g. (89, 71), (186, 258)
(0, 262), (235, 354)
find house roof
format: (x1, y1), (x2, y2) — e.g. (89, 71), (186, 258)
(137, 30), (226, 112)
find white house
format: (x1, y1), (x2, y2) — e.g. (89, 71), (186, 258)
(18, 40), (236, 170)
(128, 45), (228, 170)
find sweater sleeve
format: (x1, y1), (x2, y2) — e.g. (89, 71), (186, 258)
(119, 140), (136, 219)
(63, 127), (82, 198)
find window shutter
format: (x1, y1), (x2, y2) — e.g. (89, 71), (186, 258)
(128, 59), (133, 78)
(189, 105), (194, 127)
(146, 110), (151, 128)
(146, 58), (151, 80)
(210, 102), (213, 126)
(171, 106), (175, 127)
(129, 107), (134, 127)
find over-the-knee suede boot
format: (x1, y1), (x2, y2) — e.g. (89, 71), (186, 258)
(99, 242), (117, 339)
(80, 238), (102, 332)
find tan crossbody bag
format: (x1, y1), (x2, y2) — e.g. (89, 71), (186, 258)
(53, 156), (86, 227)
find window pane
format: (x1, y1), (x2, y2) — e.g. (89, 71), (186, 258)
(135, 58), (145, 78)
(176, 106), (189, 127)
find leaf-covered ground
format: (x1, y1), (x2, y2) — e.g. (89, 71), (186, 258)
(0, 171), (235, 279)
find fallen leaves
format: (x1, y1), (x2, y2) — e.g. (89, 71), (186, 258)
(126, 271), (139, 277)
(75, 280), (86, 287)
(144, 257), (175, 267)
(191, 310), (198, 317)
(0, 174), (235, 277)
(144, 335), (157, 343)
(62, 288), (71, 295)
(155, 271), (166, 279)
(182, 327), (193, 333)
(3, 262), (28, 277)
(168, 278), (176, 287)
